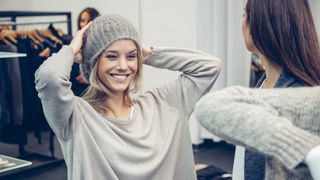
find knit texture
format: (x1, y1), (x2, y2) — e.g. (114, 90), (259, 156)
(195, 86), (320, 180)
(35, 45), (221, 180)
(80, 15), (140, 80)
(244, 71), (305, 180)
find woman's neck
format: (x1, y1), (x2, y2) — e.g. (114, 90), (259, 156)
(105, 92), (132, 120)
(258, 53), (283, 88)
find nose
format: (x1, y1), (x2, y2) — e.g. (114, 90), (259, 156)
(116, 56), (128, 70)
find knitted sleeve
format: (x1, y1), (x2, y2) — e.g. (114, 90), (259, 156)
(35, 46), (76, 141)
(145, 47), (221, 117)
(194, 86), (320, 170)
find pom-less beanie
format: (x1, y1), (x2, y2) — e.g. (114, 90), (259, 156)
(80, 15), (140, 81)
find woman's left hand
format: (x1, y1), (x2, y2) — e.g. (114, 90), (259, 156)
(142, 46), (152, 64)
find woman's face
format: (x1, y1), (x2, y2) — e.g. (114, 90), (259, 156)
(80, 11), (91, 29)
(97, 40), (139, 94)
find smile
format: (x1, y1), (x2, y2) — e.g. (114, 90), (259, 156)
(110, 73), (130, 81)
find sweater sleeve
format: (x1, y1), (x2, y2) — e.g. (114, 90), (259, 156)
(194, 86), (320, 170)
(35, 46), (76, 141)
(145, 47), (221, 117)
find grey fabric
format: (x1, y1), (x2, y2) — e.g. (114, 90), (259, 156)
(244, 70), (306, 180)
(0, 44), (23, 126)
(80, 15), (140, 81)
(35, 45), (221, 180)
(195, 86), (320, 180)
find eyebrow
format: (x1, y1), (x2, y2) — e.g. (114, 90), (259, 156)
(104, 49), (137, 54)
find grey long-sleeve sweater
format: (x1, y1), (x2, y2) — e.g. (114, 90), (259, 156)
(35, 46), (221, 180)
(194, 86), (320, 180)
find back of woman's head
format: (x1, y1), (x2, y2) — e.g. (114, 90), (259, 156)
(246, 0), (320, 86)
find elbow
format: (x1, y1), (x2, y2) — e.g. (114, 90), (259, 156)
(212, 56), (222, 72)
(35, 66), (56, 83)
(194, 93), (223, 127)
(35, 65), (62, 92)
(207, 57), (222, 80)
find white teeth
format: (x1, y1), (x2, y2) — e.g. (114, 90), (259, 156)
(112, 75), (127, 80)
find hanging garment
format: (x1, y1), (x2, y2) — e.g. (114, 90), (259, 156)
(0, 44), (26, 145)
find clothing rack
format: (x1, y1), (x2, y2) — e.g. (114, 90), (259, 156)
(0, 11), (72, 36)
(0, 20), (69, 26)
(0, 11), (71, 178)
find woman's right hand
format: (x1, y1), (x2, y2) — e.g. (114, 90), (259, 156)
(70, 21), (92, 64)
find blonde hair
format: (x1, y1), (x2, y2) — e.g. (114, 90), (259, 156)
(82, 40), (143, 117)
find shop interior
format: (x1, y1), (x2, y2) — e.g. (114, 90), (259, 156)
(0, 0), (319, 179)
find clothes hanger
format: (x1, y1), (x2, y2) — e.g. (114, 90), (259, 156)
(0, 29), (18, 44)
(0, 25), (10, 32)
(30, 30), (44, 42)
(0, 37), (13, 46)
(57, 28), (65, 36)
(39, 29), (63, 45)
(0, 29), (17, 45)
(48, 23), (65, 40)
(27, 30), (41, 45)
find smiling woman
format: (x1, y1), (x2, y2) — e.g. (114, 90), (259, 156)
(34, 15), (221, 180)
(98, 40), (138, 93)
(97, 40), (139, 120)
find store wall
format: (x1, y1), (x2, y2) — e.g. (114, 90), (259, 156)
(140, 0), (197, 91)
(310, 0), (320, 37)
(194, 0), (249, 143)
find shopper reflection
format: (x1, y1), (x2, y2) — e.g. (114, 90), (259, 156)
(35, 15), (221, 179)
(71, 7), (100, 95)
(77, 7), (100, 30)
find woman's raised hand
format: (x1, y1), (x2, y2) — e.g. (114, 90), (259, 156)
(141, 45), (152, 64)
(70, 21), (92, 64)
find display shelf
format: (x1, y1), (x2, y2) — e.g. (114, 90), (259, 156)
(0, 153), (63, 178)
(0, 154), (32, 174)
(0, 51), (27, 59)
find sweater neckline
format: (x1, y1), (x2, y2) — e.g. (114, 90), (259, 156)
(102, 105), (136, 125)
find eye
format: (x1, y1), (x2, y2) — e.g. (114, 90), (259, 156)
(106, 54), (118, 60)
(127, 53), (137, 61)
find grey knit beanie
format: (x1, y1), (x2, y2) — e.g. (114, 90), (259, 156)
(80, 15), (140, 81)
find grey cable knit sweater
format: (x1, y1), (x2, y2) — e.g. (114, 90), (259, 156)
(194, 86), (320, 180)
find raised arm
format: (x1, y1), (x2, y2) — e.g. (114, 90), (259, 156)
(145, 47), (221, 117)
(35, 23), (91, 140)
(194, 86), (320, 173)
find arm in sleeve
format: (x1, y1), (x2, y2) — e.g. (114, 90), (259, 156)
(35, 46), (76, 141)
(194, 86), (320, 170)
(145, 47), (221, 117)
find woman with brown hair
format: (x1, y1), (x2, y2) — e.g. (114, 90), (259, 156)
(77, 7), (100, 30)
(196, 0), (320, 179)
(241, 0), (320, 178)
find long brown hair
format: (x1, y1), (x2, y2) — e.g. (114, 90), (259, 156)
(245, 0), (320, 86)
